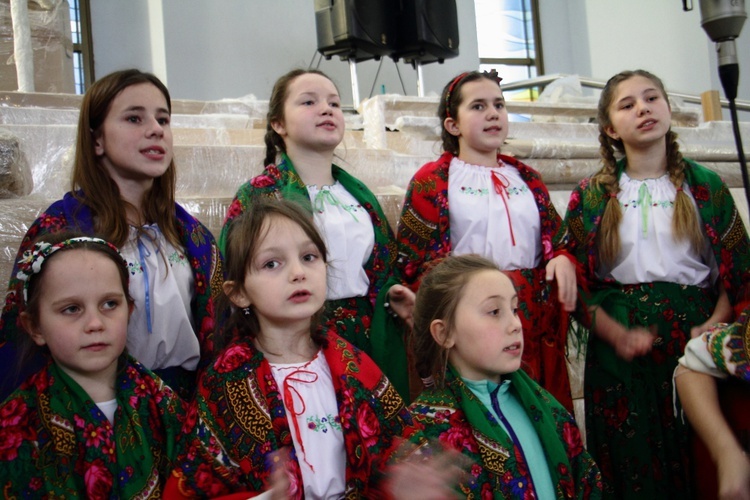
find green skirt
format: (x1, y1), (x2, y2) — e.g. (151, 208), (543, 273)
(584, 281), (715, 500)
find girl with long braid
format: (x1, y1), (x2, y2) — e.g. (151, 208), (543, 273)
(564, 69), (750, 498)
(219, 69), (412, 400)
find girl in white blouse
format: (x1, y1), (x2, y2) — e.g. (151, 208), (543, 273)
(395, 70), (577, 411)
(0, 69), (221, 401)
(563, 69), (750, 499)
(218, 69), (413, 401)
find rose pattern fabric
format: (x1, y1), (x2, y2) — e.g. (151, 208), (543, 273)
(169, 329), (419, 498)
(0, 356), (186, 498)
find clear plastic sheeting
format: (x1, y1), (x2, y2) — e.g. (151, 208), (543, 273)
(1, 86), (749, 295)
(0, 128), (30, 197)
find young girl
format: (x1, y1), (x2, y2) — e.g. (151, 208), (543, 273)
(396, 70), (576, 410)
(219, 68), (410, 400)
(168, 198), (455, 499)
(0, 69), (221, 400)
(564, 69), (750, 498)
(408, 254), (602, 498)
(0, 234), (186, 497)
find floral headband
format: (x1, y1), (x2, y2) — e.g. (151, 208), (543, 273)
(444, 70), (504, 119)
(16, 237), (125, 303)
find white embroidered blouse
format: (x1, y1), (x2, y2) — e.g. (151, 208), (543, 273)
(119, 224), (199, 371)
(270, 351), (346, 499)
(596, 172), (717, 286)
(448, 156), (542, 269)
(307, 182), (374, 300)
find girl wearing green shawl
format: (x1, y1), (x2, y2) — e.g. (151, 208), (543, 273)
(408, 254), (602, 499)
(219, 69), (412, 401)
(564, 70), (750, 499)
(0, 233), (185, 498)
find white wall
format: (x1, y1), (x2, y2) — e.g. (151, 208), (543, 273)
(540, 0), (749, 106)
(90, 1), (749, 109)
(92, 0), (478, 106)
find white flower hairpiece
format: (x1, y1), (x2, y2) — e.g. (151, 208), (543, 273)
(16, 236), (124, 303)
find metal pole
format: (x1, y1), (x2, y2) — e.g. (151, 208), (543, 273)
(349, 59), (360, 108)
(416, 62), (425, 97)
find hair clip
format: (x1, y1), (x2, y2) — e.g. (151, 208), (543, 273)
(16, 237), (124, 304)
(482, 69), (503, 85)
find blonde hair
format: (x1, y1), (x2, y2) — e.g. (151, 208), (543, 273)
(592, 69), (703, 266)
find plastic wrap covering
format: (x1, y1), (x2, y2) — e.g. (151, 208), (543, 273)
(1, 85), (749, 297)
(0, 0), (74, 93)
(0, 128), (30, 197)
(0, 197), (46, 286)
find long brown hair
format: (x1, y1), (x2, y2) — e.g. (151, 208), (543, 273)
(411, 254), (501, 388)
(263, 68), (337, 167)
(72, 69), (180, 249)
(218, 197), (328, 349)
(592, 69), (703, 266)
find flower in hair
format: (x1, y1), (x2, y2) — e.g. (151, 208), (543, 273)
(16, 236), (124, 303)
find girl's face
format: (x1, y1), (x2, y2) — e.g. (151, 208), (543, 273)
(444, 78), (508, 161)
(440, 269), (522, 383)
(604, 75), (671, 152)
(227, 216), (327, 333)
(272, 73), (345, 155)
(94, 82), (173, 195)
(22, 250), (130, 387)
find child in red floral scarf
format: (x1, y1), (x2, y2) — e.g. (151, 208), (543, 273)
(396, 70), (577, 410)
(218, 68), (414, 402)
(167, 198), (459, 499)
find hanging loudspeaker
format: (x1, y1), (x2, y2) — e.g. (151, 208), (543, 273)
(393, 0), (460, 65)
(314, 0), (398, 62)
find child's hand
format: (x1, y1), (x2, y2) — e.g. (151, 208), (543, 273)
(387, 285), (416, 329)
(386, 448), (465, 499)
(266, 448), (292, 500)
(545, 255), (577, 312)
(716, 448), (750, 500)
(690, 323), (711, 339)
(614, 326), (656, 361)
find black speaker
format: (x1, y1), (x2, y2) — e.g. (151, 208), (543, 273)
(392, 0), (459, 65)
(315, 0), (398, 62)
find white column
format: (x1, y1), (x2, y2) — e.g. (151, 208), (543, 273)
(10, 0), (35, 92)
(147, 0), (168, 85)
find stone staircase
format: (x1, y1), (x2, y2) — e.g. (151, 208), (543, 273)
(1, 89), (749, 431)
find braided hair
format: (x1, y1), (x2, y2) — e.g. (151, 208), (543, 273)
(592, 69), (703, 266)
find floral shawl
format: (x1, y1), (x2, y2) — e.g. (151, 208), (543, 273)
(218, 155), (408, 400)
(168, 329), (419, 499)
(396, 151), (570, 288)
(0, 356), (186, 499)
(409, 366), (602, 499)
(0, 191), (222, 399)
(682, 306), (750, 382)
(565, 158), (750, 315)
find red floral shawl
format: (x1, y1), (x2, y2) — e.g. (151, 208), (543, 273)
(169, 330), (419, 499)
